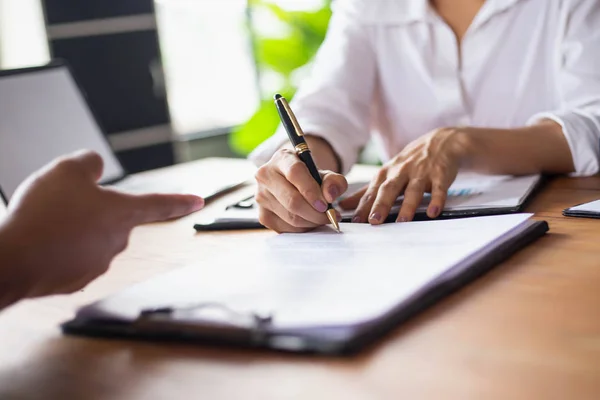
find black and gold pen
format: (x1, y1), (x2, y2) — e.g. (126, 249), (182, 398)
(273, 94), (341, 233)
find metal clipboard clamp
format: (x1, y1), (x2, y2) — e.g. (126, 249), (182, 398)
(225, 195), (256, 210)
(135, 302), (274, 346)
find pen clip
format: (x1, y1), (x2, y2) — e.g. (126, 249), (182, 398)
(276, 96), (304, 137)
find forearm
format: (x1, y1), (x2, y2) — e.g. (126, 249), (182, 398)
(280, 135), (342, 173)
(459, 120), (576, 175)
(0, 221), (32, 310)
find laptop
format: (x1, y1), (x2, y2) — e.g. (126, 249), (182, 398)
(0, 61), (251, 205)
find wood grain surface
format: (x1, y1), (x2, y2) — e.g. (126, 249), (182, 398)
(0, 159), (598, 400)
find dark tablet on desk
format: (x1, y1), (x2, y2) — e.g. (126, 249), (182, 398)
(563, 200), (600, 219)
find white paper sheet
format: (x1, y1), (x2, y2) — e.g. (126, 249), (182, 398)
(81, 214), (534, 333)
(569, 199), (600, 213)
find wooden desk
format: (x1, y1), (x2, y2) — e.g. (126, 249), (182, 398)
(0, 159), (599, 400)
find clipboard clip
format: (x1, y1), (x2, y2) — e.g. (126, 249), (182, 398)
(139, 302), (274, 345)
(226, 195), (256, 210)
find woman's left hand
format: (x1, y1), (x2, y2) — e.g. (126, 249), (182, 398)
(341, 127), (468, 224)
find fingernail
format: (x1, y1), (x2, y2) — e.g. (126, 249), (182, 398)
(328, 185), (340, 201)
(370, 213), (381, 223)
(352, 216), (361, 223)
(194, 197), (205, 209)
(430, 206), (440, 217)
(314, 200), (328, 213)
(398, 216), (409, 223)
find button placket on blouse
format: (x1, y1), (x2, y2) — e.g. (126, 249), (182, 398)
(431, 18), (471, 128)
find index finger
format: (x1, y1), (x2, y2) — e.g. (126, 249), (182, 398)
(353, 170), (388, 223)
(126, 193), (205, 225)
(369, 176), (408, 225)
(277, 151), (329, 213)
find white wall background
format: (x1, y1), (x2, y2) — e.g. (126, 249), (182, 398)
(0, 0), (50, 69)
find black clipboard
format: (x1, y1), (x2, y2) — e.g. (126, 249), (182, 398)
(194, 195), (264, 231)
(563, 201), (600, 219)
(63, 219), (549, 355)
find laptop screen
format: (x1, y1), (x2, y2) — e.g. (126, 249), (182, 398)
(0, 65), (125, 202)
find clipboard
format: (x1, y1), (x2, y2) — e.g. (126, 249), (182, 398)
(63, 215), (549, 355)
(563, 199), (600, 219)
(194, 195), (264, 231)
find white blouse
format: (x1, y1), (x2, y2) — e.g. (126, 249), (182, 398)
(250, 0), (600, 176)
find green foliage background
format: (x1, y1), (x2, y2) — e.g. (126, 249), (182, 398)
(229, 0), (332, 155)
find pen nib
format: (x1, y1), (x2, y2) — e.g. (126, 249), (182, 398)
(326, 209), (342, 233)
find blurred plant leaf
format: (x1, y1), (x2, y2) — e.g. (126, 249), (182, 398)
(260, 2), (293, 23)
(230, 100), (279, 155)
(256, 37), (311, 74)
(231, 85), (295, 154)
(230, 0), (331, 156)
(293, 8), (332, 45)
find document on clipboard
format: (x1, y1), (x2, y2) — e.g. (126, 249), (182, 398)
(64, 213), (548, 355)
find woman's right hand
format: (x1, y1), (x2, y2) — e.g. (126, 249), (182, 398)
(255, 149), (348, 233)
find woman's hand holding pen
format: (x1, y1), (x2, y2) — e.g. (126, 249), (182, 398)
(255, 149), (347, 233)
(340, 127), (467, 224)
